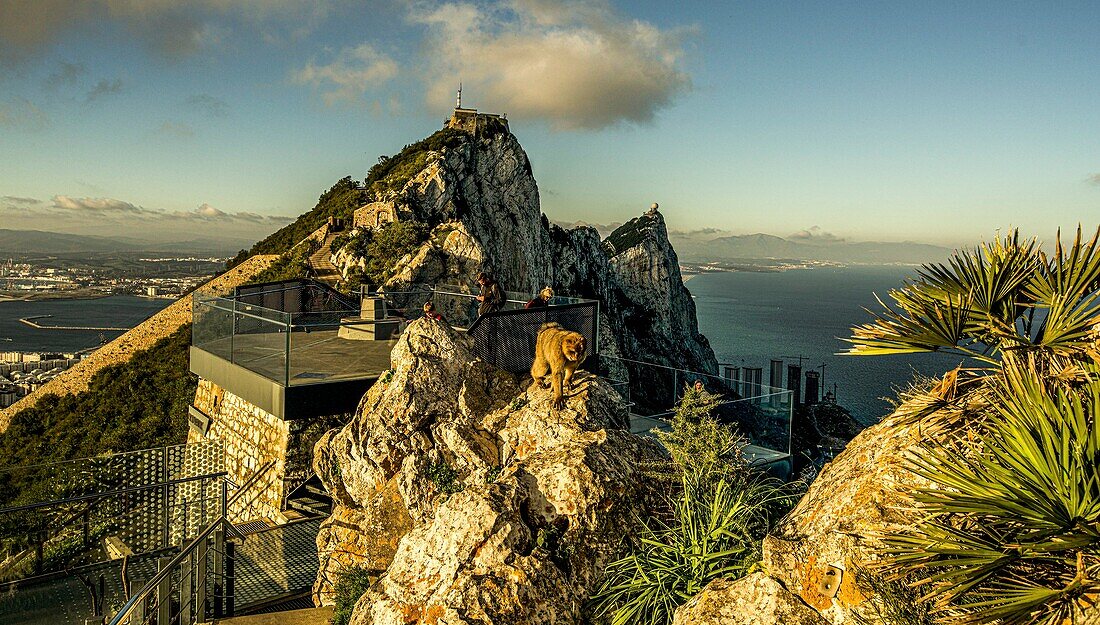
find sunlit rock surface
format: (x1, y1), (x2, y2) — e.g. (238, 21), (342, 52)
(314, 318), (664, 623)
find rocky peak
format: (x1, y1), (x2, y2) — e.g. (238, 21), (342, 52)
(312, 318), (665, 623)
(333, 124), (717, 388)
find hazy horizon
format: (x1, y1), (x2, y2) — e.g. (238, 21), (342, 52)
(2, 1), (1099, 249)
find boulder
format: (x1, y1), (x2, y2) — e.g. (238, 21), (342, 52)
(672, 574), (832, 625)
(314, 318), (664, 623)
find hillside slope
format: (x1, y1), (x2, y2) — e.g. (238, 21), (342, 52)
(0, 255), (278, 431)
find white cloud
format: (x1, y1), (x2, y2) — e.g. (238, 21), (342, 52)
(51, 195), (150, 214)
(46, 196), (290, 224)
(1087, 173), (1100, 187)
(408, 0), (694, 130)
(0, 0), (338, 60)
(789, 226), (845, 243)
(292, 44), (400, 106)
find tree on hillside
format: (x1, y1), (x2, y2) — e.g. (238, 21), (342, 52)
(846, 227), (1100, 625)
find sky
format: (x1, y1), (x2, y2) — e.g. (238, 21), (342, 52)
(1, 0), (1098, 249)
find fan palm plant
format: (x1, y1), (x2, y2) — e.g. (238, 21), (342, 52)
(846, 227), (1100, 624)
(845, 227), (1100, 363)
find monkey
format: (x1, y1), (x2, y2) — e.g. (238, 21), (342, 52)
(530, 322), (587, 410)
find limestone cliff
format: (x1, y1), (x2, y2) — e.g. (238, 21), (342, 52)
(334, 126), (717, 383)
(312, 318), (664, 622)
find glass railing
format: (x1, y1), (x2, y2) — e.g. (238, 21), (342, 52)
(195, 283), (602, 386)
(598, 355), (793, 456)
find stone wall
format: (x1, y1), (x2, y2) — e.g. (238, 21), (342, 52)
(189, 380), (349, 524)
(190, 379), (291, 524)
(0, 254), (279, 432)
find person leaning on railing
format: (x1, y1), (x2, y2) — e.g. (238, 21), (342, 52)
(476, 272), (505, 316)
(525, 286), (554, 309)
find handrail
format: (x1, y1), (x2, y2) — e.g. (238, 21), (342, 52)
(106, 460), (276, 625)
(226, 460), (276, 509)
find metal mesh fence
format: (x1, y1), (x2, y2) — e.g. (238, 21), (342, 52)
(466, 303), (598, 375)
(0, 442), (227, 584)
(233, 280), (358, 315)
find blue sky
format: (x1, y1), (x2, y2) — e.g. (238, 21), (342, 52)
(1, 0), (1098, 248)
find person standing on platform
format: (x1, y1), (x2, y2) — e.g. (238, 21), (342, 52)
(476, 272), (505, 317)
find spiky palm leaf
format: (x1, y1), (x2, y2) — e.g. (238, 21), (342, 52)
(844, 227), (1100, 364)
(589, 469), (788, 625)
(879, 357), (1100, 625)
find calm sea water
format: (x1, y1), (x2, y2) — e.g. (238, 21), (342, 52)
(690, 266), (963, 425)
(0, 296), (171, 353)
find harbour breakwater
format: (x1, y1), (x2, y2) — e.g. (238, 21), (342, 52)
(18, 314), (129, 332)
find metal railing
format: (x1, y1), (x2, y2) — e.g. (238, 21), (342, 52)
(192, 281), (602, 385)
(598, 354), (794, 456)
(107, 461), (275, 625)
(0, 442), (227, 585)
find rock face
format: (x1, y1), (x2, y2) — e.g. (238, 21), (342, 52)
(673, 574), (831, 625)
(313, 318), (664, 622)
(335, 126), (717, 384)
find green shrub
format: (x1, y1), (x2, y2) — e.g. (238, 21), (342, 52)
(591, 388), (792, 625)
(331, 566), (377, 625)
(0, 324), (195, 509)
(363, 129), (468, 200)
(426, 461), (463, 496)
(590, 468), (787, 625)
(655, 385), (747, 487)
(362, 221), (428, 285)
(245, 176), (365, 258)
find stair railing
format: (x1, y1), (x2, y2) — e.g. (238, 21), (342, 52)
(107, 460), (276, 625)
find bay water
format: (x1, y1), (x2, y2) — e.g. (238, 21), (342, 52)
(0, 296), (171, 354)
(690, 265), (963, 425)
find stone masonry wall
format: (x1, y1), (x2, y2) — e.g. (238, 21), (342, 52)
(190, 379), (291, 524)
(0, 254), (279, 432)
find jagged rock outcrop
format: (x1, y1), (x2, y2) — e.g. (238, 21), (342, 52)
(313, 318), (664, 622)
(334, 126), (717, 382)
(662, 402), (932, 624)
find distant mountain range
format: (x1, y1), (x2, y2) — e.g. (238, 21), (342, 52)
(551, 220), (951, 265)
(673, 233), (952, 264)
(0, 229), (245, 256)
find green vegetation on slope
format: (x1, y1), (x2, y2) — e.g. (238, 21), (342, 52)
(0, 324), (194, 507)
(363, 128), (469, 200)
(339, 221), (430, 291)
(228, 176), (367, 267)
(604, 215), (654, 256)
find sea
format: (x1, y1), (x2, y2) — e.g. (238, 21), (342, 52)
(690, 265), (964, 425)
(0, 296), (171, 354)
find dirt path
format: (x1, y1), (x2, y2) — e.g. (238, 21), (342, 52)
(308, 233), (341, 286)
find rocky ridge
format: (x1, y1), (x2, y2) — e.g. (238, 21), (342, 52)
(313, 318), (664, 623)
(334, 127), (717, 382)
